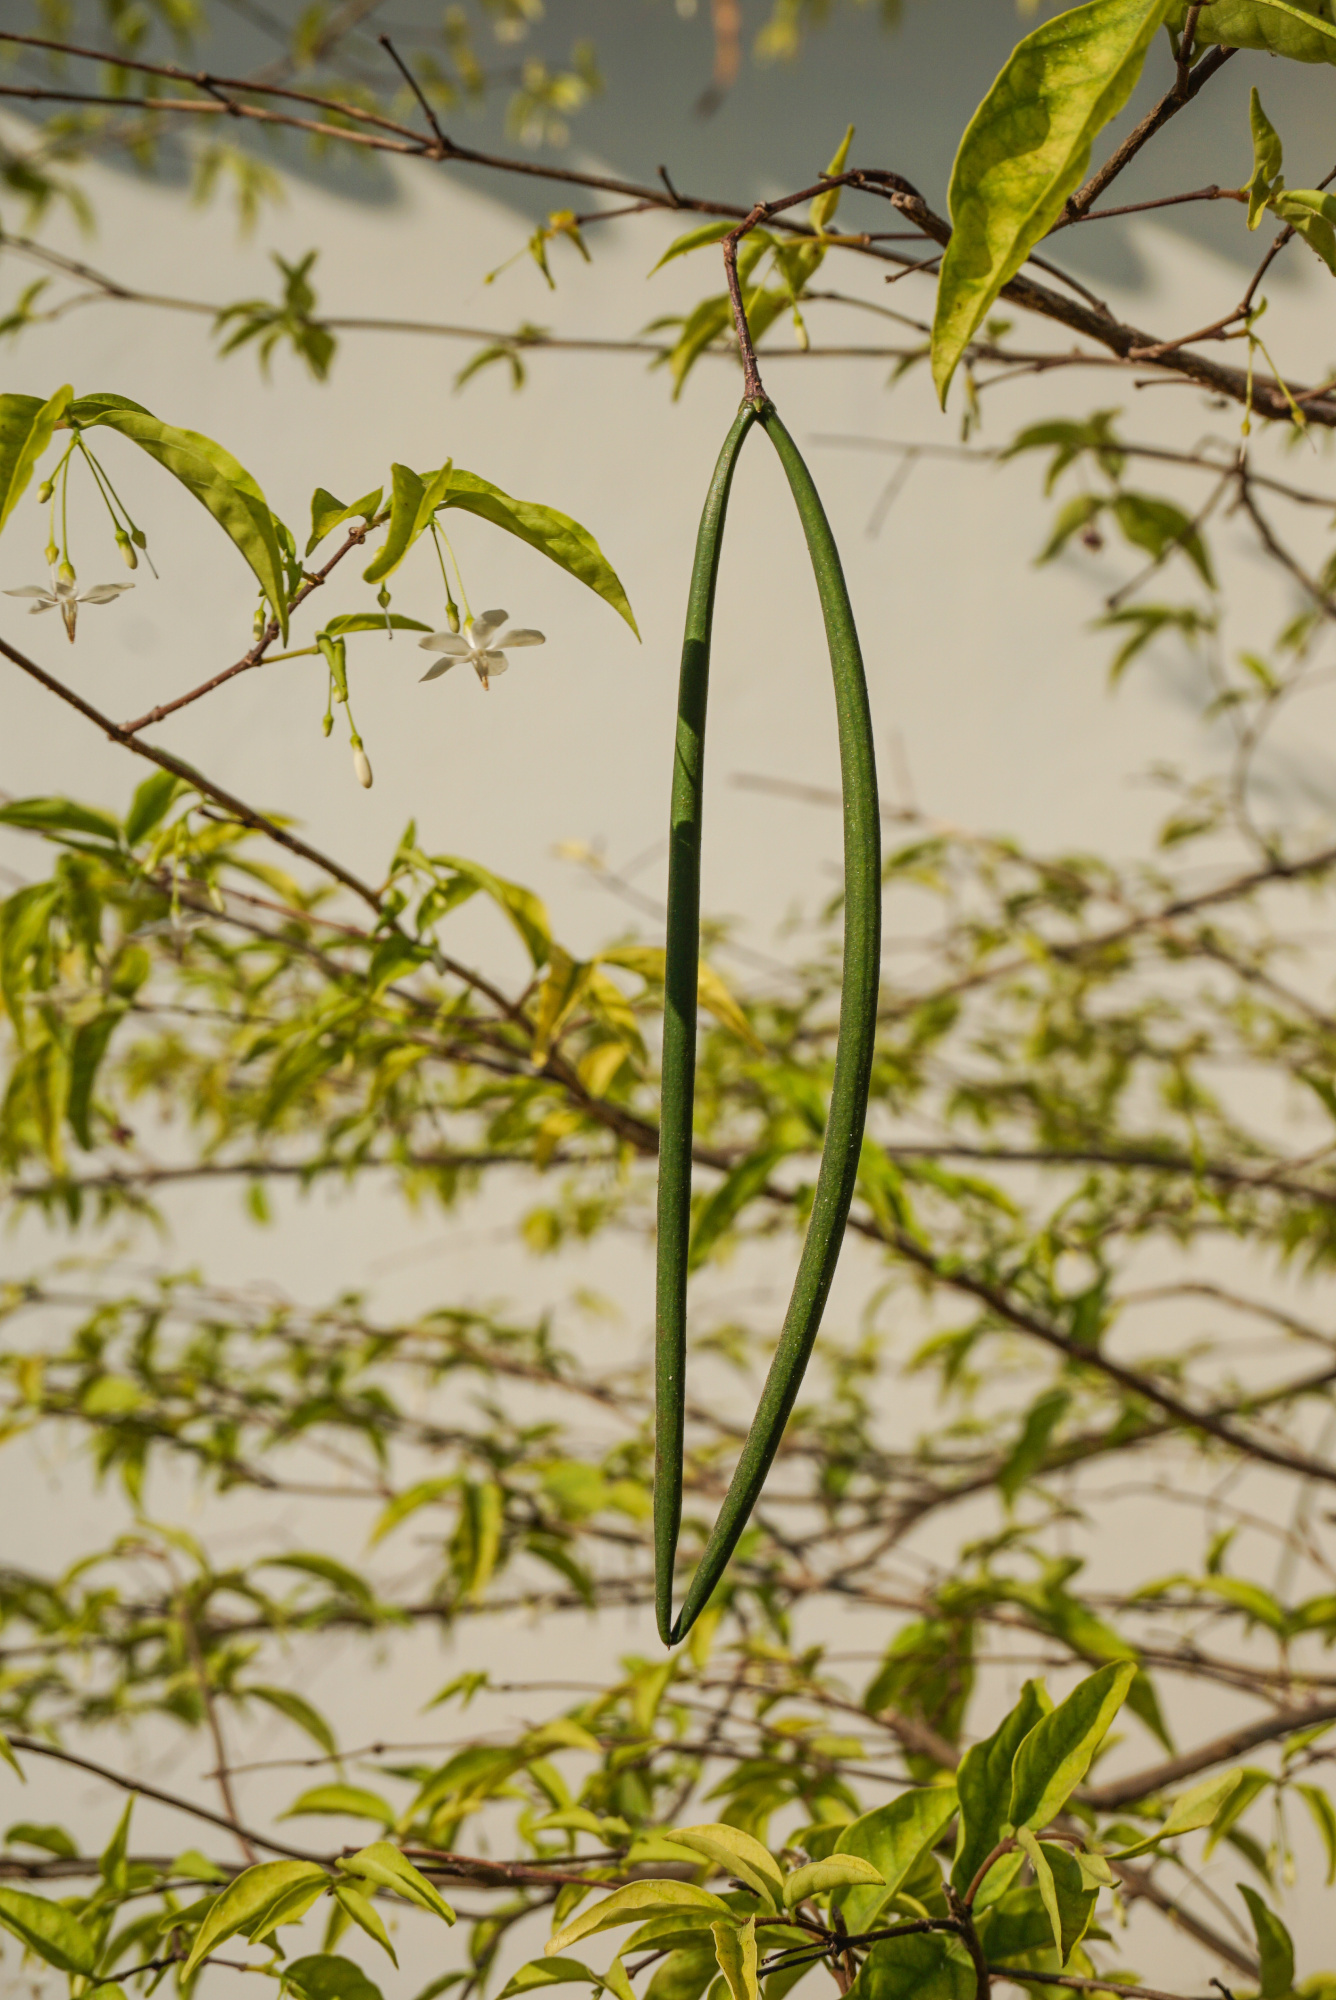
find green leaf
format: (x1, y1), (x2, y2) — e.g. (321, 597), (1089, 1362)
(645, 1944), (722, 2000)
(124, 771), (185, 847)
(709, 1918), (758, 2000)
(362, 463), (448, 586)
(308, 486), (384, 556)
(100, 1798), (133, 1894)
(531, 949), (595, 1066)
(440, 468), (638, 637)
(1015, 1827), (1060, 1957)
(337, 1842), (455, 1924)
(263, 1553), (377, 1614)
(650, 221), (736, 273)
(689, 1147), (789, 1272)
(281, 1786), (395, 1826)
(1037, 493), (1106, 563)
(320, 613), (432, 637)
(1033, 1834), (1097, 1965)
(1008, 1661), (1137, 1832)
(598, 947), (762, 1052)
(330, 1881), (397, 1965)
(834, 1786), (960, 1933)
(434, 855), (552, 968)
(602, 1960), (636, 2000)
(71, 393), (291, 640)
(67, 1011), (120, 1152)
(1169, 0), (1336, 61)
(932, 0), (1168, 402)
(811, 124), (856, 235)
(1273, 186), (1336, 272)
(500, 1959), (601, 1999)
(372, 1479), (457, 1545)
(782, 1855), (884, 1908)
(548, 1883), (733, 1956)
(951, 1679), (1052, 1895)
(0, 385), (70, 533)
(285, 1953), (386, 2000)
(1205, 1767), (1271, 1855)
(0, 1887), (98, 1975)
(1238, 1884), (1295, 1998)
(1111, 494), (1215, 588)
(1112, 1769), (1245, 1857)
(660, 294), (734, 400)
(5, 1828), (75, 1858)
(1297, 1782), (1336, 1885)
(181, 1860), (331, 1979)
(666, 1825), (784, 1911)
(998, 1389), (1071, 1507)
(0, 1735), (24, 1785)
(245, 1685), (339, 1759)
(694, 964), (763, 1053)
(1245, 88), (1285, 227)
(0, 798), (122, 846)
(847, 1934), (975, 2000)
(173, 1850), (229, 1883)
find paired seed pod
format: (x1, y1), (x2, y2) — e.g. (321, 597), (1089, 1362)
(654, 400), (881, 1646)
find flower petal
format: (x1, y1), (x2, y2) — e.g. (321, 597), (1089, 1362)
(4, 586), (54, 600)
(499, 628), (545, 648)
(468, 610), (508, 645)
(419, 632), (471, 654)
(28, 600), (55, 614)
(476, 650), (509, 677)
(420, 657), (457, 682)
(78, 583), (135, 604)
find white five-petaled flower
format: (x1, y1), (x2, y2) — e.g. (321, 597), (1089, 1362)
(418, 609), (545, 691)
(5, 569), (134, 643)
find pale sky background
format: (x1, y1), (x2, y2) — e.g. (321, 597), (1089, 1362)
(4, 0), (1336, 1983)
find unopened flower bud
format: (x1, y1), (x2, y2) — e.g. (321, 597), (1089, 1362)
(44, 540), (59, 566)
(352, 744), (373, 789)
(322, 712), (333, 738)
(37, 480), (54, 505)
(377, 585), (392, 609)
(253, 605), (267, 638)
(57, 561), (76, 587)
(130, 527), (147, 550)
(116, 530), (138, 571)
(446, 602), (461, 633)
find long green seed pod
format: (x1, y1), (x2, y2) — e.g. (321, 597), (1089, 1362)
(655, 400), (757, 1639)
(655, 400), (881, 1646)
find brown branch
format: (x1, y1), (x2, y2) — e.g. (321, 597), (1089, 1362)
(119, 512), (384, 735)
(1062, 42), (1238, 222)
(0, 632), (525, 1034)
(174, 1584), (258, 1863)
(6, 1735), (324, 1862)
(1084, 1697), (1336, 1810)
(377, 33), (452, 156)
(5, 39), (1330, 425)
(0, 633), (387, 917)
(1112, 1854), (1258, 1978)
(999, 1978), (1215, 2000)
(872, 1228), (1336, 1488)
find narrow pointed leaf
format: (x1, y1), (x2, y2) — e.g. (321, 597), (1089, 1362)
(932, 0), (1169, 403)
(0, 386), (70, 533)
(1009, 1661), (1137, 1833)
(0, 1888), (97, 1974)
(548, 1883), (732, 1956)
(667, 1825), (784, 1909)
